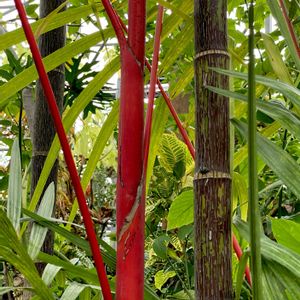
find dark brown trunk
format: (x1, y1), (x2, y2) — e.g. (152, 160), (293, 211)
(31, 0), (66, 274)
(193, 0), (232, 299)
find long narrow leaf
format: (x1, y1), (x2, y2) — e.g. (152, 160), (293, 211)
(0, 210), (54, 299)
(7, 139), (22, 233)
(233, 119), (300, 198)
(207, 86), (300, 141)
(211, 68), (300, 108)
(266, 0), (300, 70)
(28, 182), (55, 260)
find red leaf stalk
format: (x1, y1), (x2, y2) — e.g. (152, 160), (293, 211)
(143, 5), (164, 174)
(278, 0), (300, 59)
(14, 1), (112, 299)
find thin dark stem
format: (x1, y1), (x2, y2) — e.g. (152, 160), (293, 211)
(248, 2), (263, 299)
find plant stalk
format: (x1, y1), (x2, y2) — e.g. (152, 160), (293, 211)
(248, 2), (263, 299)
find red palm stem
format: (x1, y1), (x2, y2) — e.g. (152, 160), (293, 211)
(14, 1), (112, 299)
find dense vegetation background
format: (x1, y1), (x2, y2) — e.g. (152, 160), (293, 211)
(0, 0), (300, 299)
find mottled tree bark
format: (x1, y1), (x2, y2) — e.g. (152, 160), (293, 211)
(31, 0), (66, 274)
(193, 0), (232, 299)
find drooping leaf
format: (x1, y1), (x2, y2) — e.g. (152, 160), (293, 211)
(207, 86), (300, 141)
(211, 68), (300, 108)
(233, 119), (300, 199)
(234, 218), (300, 299)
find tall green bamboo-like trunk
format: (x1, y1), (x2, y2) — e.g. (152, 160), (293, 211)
(31, 0), (66, 274)
(193, 0), (232, 298)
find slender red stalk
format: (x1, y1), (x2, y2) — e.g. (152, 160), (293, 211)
(112, 4), (252, 287)
(143, 5), (164, 173)
(278, 0), (300, 58)
(14, 1), (112, 299)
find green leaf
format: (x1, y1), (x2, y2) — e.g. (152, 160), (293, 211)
(271, 218), (300, 256)
(235, 218), (300, 299)
(0, 28), (114, 108)
(159, 134), (189, 173)
(168, 190), (193, 230)
(211, 68), (300, 108)
(235, 252), (250, 300)
(154, 270), (176, 291)
(7, 138), (22, 233)
(207, 86), (300, 141)
(170, 290), (195, 299)
(68, 102), (119, 226)
(266, 0), (300, 70)
(60, 283), (87, 300)
(28, 183), (55, 260)
(0, 210), (54, 299)
(261, 33), (293, 85)
(153, 235), (171, 259)
(21, 57), (119, 236)
(232, 172), (248, 220)
(42, 263), (62, 286)
(232, 119), (300, 199)
(0, 5), (100, 52)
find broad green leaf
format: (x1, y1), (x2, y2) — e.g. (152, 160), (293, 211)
(0, 210), (54, 299)
(211, 68), (300, 108)
(271, 218), (300, 255)
(266, 0), (300, 70)
(7, 139), (22, 233)
(154, 270), (176, 291)
(233, 119), (300, 198)
(28, 182), (55, 260)
(168, 190), (193, 230)
(261, 33), (293, 85)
